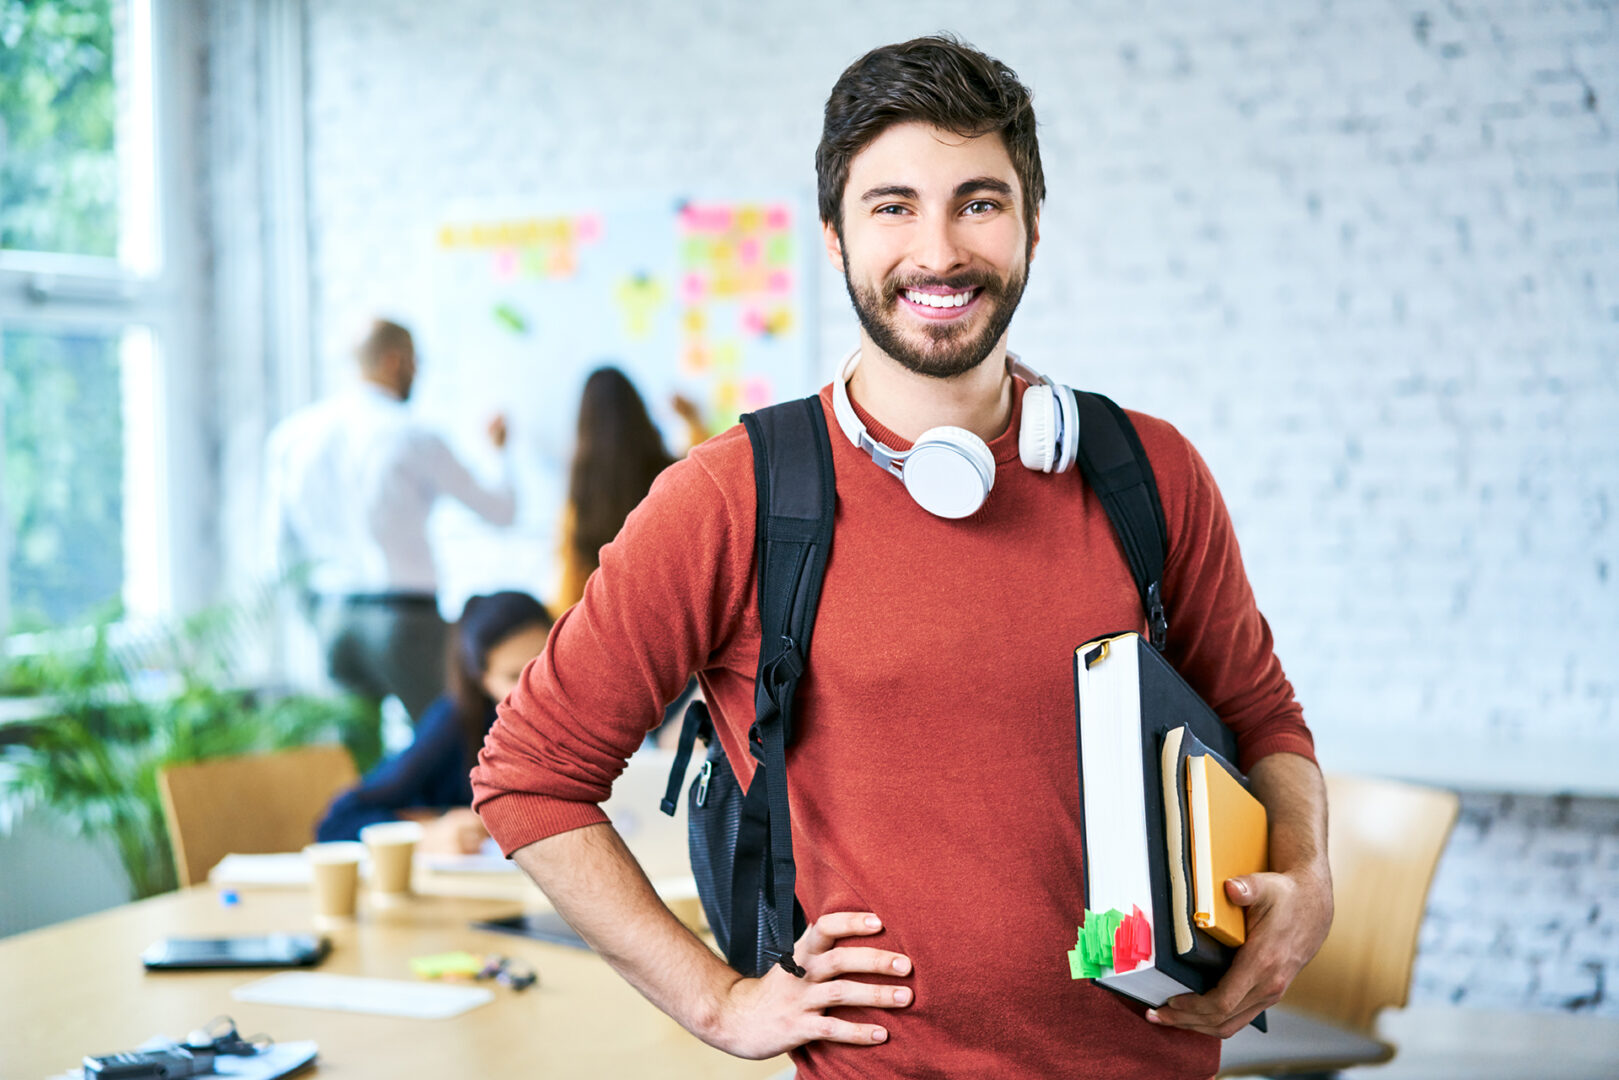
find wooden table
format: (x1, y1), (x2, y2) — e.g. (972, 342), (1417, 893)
(0, 885), (787, 1079)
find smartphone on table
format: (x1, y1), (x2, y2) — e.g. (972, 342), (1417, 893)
(140, 933), (329, 970)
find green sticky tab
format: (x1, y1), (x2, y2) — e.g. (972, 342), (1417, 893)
(492, 302), (528, 334)
(1075, 908), (1127, 975)
(410, 950), (483, 979)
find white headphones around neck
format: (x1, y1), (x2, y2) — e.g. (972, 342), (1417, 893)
(831, 347), (1079, 519)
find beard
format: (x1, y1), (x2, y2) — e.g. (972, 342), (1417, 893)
(843, 250), (1029, 380)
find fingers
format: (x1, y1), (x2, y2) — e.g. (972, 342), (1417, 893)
(810, 977), (913, 1011)
(804, 945), (911, 981)
(1225, 870), (1284, 908)
(803, 1016), (890, 1046)
(1224, 875), (1257, 905)
(798, 911), (886, 956)
(1150, 954), (1287, 1037)
(1150, 998), (1269, 1039)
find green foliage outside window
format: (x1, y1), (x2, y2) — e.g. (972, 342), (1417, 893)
(3, 326), (125, 632)
(0, 0), (119, 257)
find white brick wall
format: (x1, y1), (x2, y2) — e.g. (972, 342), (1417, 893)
(289, 0), (1618, 1012)
(1417, 792), (1619, 1014)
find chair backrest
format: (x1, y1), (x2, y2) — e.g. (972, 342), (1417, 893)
(1280, 772), (1460, 1033)
(158, 744), (359, 887)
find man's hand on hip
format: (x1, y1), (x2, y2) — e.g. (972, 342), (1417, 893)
(1146, 865), (1333, 1038)
(701, 911), (914, 1059)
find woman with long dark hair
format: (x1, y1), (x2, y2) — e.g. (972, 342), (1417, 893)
(557, 366), (704, 609)
(316, 591), (553, 852)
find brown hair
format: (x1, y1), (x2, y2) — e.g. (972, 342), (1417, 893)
(565, 367), (676, 574)
(816, 34), (1046, 235)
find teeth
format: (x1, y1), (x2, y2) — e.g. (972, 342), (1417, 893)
(905, 289), (974, 309)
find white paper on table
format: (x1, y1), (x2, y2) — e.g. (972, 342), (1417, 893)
(212, 1041), (319, 1078)
(418, 851), (515, 874)
(231, 972), (493, 1019)
(209, 852), (313, 886)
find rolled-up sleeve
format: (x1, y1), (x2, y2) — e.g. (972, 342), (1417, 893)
(470, 432), (756, 855)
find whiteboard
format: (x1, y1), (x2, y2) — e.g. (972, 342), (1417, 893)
(413, 194), (818, 615)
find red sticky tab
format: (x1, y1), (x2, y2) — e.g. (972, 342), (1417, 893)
(1112, 904), (1153, 972)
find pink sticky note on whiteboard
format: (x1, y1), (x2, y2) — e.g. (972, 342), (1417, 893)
(686, 207), (731, 234)
(494, 249), (517, 279)
(765, 270), (792, 297)
(742, 377), (772, 411)
(681, 273), (706, 305)
(765, 204), (790, 230)
(576, 213), (603, 243)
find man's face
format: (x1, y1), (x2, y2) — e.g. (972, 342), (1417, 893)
(826, 121), (1038, 380)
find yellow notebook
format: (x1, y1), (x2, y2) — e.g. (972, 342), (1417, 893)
(1186, 753), (1269, 947)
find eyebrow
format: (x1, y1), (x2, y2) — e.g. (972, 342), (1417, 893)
(860, 184), (918, 203)
(955, 177), (1014, 200)
(858, 177), (1016, 203)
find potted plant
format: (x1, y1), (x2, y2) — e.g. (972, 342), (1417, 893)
(0, 607), (372, 899)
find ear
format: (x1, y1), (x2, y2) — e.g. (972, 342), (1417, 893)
(1027, 209), (1041, 261)
(821, 220), (845, 273)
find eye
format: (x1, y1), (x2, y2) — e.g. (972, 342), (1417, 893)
(962, 199), (1002, 216)
(873, 203), (911, 216)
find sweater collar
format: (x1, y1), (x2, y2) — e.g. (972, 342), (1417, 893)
(837, 375), (1029, 467)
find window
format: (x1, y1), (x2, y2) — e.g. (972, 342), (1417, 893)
(0, 0), (188, 635)
(0, 0), (120, 259)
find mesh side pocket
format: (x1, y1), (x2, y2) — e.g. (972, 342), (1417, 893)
(688, 743), (743, 958)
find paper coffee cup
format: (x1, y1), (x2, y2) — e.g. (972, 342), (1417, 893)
(304, 841), (365, 921)
(359, 820), (423, 900)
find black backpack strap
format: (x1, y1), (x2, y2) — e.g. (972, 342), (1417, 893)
(660, 699), (712, 816)
(734, 396), (835, 977)
(1071, 391), (1171, 650)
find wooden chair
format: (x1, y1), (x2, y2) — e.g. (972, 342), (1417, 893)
(1218, 772), (1461, 1077)
(157, 744), (359, 887)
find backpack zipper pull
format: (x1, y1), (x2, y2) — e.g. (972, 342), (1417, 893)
(695, 760), (713, 808)
(1146, 580), (1168, 651)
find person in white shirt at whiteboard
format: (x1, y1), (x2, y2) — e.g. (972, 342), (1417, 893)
(265, 318), (516, 764)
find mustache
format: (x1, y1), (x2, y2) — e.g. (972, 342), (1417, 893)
(881, 271), (1003, 304)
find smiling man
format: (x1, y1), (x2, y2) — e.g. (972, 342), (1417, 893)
(472, 36), (1330, 1079)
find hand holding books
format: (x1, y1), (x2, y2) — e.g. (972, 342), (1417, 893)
(1146, 751), (1335, 1038)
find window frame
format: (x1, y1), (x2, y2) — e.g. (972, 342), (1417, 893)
(0, 0), (210, 635)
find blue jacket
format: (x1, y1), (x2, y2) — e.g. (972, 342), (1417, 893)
(316, 695), (491, 841)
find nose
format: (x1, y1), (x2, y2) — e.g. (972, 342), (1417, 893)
(911, 213), (969, 278)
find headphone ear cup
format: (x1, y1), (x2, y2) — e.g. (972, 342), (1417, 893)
(1053, 384), (1079, 474)
(905, 426), (996, 519)
(1019, 383), (1057, 473)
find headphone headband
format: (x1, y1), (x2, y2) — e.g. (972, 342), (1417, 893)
(830, 346), (1075, 518)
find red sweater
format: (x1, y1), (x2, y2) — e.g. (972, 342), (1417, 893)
(473, 382), (1315, 1079)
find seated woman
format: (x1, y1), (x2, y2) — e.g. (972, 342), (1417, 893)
(316, 591), (553, 853)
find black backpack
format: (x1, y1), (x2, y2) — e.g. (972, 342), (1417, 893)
(660, 389), (1169, 978)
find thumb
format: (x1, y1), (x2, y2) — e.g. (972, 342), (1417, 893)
(1224, 875), (1264, 907)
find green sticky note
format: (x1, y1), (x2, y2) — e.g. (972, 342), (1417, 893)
(410, 950), (483, 979)
(493, 302), (528, 334)
(1068, 908), (1137, 980)
(1075, 908), (1126, 975)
